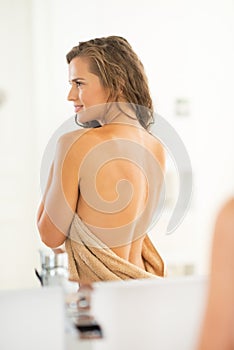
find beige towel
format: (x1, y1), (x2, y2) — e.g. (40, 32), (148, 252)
(65, 214), (164, 283)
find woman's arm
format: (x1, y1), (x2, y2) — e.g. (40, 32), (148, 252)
(37, 132), (82, 248)
(198, 198), (234, 350)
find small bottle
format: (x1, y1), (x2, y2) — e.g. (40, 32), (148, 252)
(38, 249), (69, 287)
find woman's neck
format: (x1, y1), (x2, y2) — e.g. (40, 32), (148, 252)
(99, 102), (140, 127)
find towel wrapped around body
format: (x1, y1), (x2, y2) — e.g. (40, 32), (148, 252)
(65, 214), (164, 283)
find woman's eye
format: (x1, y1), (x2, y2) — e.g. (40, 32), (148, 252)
(76, 81), (82, 87)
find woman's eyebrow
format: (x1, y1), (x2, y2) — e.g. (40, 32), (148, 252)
(69, 77), (86, 83)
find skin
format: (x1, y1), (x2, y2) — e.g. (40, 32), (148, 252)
(37, 57), (165, 270)
(67, 57), (111, 122)
(198, 198), (234, 350)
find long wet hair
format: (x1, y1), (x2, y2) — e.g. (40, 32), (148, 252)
(66, 36), (154, 130)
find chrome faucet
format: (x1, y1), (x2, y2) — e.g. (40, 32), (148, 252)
(35, 249), (68, 287)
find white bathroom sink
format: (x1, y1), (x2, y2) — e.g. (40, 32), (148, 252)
(91, 275), (208, 350)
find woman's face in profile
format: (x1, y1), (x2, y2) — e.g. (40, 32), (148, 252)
(67, 56), (110, 124)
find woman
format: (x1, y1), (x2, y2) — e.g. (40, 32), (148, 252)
(37, 36), (165, 282)
(198, 198), (234, 349)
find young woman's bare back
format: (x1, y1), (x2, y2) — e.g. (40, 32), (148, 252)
(72, 123), (165, 269)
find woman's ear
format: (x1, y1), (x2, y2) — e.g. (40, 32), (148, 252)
(116, 84), (125, 101)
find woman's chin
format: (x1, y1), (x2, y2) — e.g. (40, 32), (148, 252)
(76, 107), (99, 123)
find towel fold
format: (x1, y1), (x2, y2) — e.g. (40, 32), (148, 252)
(65, 214), (164, 283)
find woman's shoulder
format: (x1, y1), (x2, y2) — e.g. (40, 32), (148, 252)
(147, 132), (165, 169)
(214, 197), (234, 242)
(56, 128), (91, 151)
(215, 197), (234, 228)
(58, 128), (89, 143)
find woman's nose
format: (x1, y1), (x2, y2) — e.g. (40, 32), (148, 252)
(67, 85), (77, 101)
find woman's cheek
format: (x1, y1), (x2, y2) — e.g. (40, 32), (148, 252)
(78, 89), (83, 102)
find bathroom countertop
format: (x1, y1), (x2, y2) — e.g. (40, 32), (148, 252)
(0, 276), (207, 350)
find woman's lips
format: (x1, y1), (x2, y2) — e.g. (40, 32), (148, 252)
(74, 105), (83, 113)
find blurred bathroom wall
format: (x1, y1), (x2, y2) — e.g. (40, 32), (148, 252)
(0, 0), (233, 289)
(0, 0), (39, 289)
